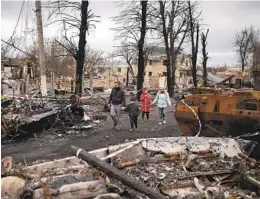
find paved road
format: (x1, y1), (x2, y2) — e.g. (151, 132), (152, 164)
(1, 106), (181, 164)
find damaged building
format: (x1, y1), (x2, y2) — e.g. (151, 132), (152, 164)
(1, 58), (37, 96)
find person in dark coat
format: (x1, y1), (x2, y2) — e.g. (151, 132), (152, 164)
(126, 96), (140, 132)
(108, 81), (126, 130)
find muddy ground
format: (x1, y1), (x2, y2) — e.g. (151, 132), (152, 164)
(1, 105), (181, 164)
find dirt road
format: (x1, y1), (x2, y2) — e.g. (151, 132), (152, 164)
(1, 106), (181, 163)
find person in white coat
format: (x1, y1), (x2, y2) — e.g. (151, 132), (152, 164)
(152, 88), (171, 124)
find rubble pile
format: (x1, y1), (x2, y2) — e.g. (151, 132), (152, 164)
(1, 97), (104, 143)
(1, 156), (110, 199)
(2, 137), (260, 199)
(109, 137), (260, 198)
(81, 96), (109, 119)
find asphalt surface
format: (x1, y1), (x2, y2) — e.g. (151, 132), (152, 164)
(1, 106), (181, 164)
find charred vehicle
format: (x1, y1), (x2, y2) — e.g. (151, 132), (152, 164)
(174, 88), (260, 137)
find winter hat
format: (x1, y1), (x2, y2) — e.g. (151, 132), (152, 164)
(130, 96), (136, 102)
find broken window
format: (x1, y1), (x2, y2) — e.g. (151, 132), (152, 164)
(149, 72), (152, 76)
(237, 99), (259, 111)
(245, 100), (258, 110)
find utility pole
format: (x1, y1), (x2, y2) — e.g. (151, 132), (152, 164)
(35, 0), (47, 96)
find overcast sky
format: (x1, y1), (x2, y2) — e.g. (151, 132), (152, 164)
(1, 1), (260, 67)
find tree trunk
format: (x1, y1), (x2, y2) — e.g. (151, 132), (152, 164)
(35, 0), (47, 96)
(202, 61), (207, 87)
(137, 1), (147, 100)
(188, 2), (199, 88)
(171, 59), (177, 96)
(191, 24), (199, 88)
(166, 63), (172, 96)
(201, 29), (209, 87)
(126, 67), (129, 86)
(89, 67), (93, 95)
(75, 1), (89, 96)
(159, 1), (173, 97)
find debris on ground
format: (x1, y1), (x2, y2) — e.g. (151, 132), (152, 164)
(2, 137), (260, 199)
(1, 95), (107, 143)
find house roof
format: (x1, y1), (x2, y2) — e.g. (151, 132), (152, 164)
(1, 58), (35, 67)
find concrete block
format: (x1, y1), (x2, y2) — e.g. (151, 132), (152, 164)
(3, 67), (11, 73)
(5, 72), (13, 78)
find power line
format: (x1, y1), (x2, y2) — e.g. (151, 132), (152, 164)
(1, 39), (36, 59)
(8, 1), (25, 43)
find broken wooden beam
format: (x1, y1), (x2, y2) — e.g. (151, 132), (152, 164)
(71, 145), (168, 199)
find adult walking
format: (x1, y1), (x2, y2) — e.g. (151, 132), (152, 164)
(152, 88), (171, 125)
(108, 81), (126, 130)
(140, 88), (151, 123)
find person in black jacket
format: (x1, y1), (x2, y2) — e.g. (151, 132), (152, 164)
(126, 96), (140, 131)
(108, 81), (126, 130)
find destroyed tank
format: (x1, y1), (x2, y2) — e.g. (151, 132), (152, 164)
(174, 87), (260, 137)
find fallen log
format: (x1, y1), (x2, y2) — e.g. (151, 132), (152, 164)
(71, 145), (168, 199)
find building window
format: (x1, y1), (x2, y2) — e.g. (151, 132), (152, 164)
(149, 60), (152, 65)
(118, 68), (121, 73)
(163, 72), (167, 76)
(144, 72), (146, 76)
(149, 72), (152, 76)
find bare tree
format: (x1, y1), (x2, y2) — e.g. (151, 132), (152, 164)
(187, 1), (201, 88)
(45, 1), (99, 96)
(201, 29), (209, 87)
(234, 26), (259, 75)
(157, 0), (189, 97)
(84, 47), (105, 75)
(143, 44), (158, 70)
(82, 46), (105, 94)
(136, 1), (148, 98)
(112, 1), (153, 99)
(114, 42), (136, 78)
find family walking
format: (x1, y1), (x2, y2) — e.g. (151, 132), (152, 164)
(108, 81), (171, 131)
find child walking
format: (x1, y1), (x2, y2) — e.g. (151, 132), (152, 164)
(140, 88), (151, 123)
(152, 88), (171, 125)
(126, 96), (140, 131)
